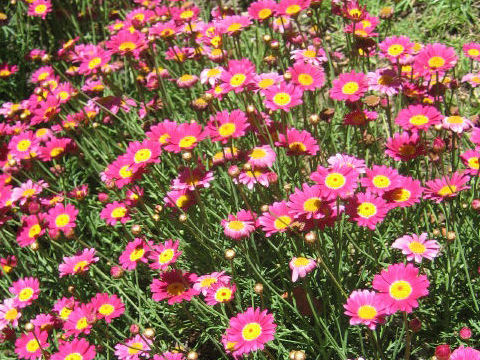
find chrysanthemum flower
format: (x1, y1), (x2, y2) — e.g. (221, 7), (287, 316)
(330, 71), (368, 102)
(151, 269), (199, 305)
(450, 346), (480, 360)
(46, 203), (78, 236)
(8, 131), (39, 160)
(247, 145), (276, 167)
(367, 68), (401, 96)
(276, 128), (319, 156)
(462, 73), (480, 88)
(114, 335), (151, 360)
(106, 30), (146, 58)
(395, 104), (442, 131)
(31, 313), (57, 332)
(63, 303), (95, 336)
(424, 172), (470, 203)
(200, 67), (223, 86)
(221, 59), (256, 94)
(379, 36), (414, 63)
(392, 233), (440, 263)
(271, 15), (292, 33)
(148, 239), (182, 271)
(288, 184), (334, 220)
(264, 82), (303, 112)
(53, 297), (76, 322)
(0, 63), (18, 78)
(104, 155), (143, 189)
(205, 282), (236, 305)
(9, 277), (40, 309)
(248, 0), (277, 21)
(119, 238), (151, 270)
(51, 338), (96, 360)
(15, 329), (49, 360)
(171, 165), (214, 191)
(0, 255), (16, 276)
(289, 257), (316, 282)
(372, 263), (429, 314)
(463, 43), (480, 61)
(145, 120), (178, 147)
(219, 15), (251, 35)
(258, 201), (294, 237)
(124, 140), (162, 171)
(207, 109), (249, 144)
(344, 290), (386, 330)
(310, 165), (358, 199)
(383, 176), (424, 209)
(100, 201), (130, 226)
(345, 192), (389, 230)
(254, 72), (283, 94)
(194, 272), (231, 296)
(461, 149), (480, 175)
(360, 165), (401, 195)
(77, 46), (111, 76)
(10, 179), (48, 205)
(0, 298), (21, 330)
(90, 293), (125, 323)
(225, 307), (276, 356)
(277, 0), (310, 16)
(413, 43), (458, 77)
(385, 131), (425, 161)
(291, 46), (327, 66)
(165, 122), (205, 153)
(442, 115), (473, 133)
(164, 188), (196, 211)
(328, 153), (366, 174)
(58, 248), (99, 277)
(222, 209), (257, 240)
(28, 0), (52, 19)
(289, 62), (325, 91)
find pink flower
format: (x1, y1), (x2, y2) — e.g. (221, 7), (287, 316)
(288, 184), (335, 220)
(124, 140), (162, 171)
(367, 68), (401, 96)
(9, 277), (40, 309)
(100, 201), (130, 226)
(258, 201), (295, 237)
(276, 128), (319, 156)
(165, 122), (205, 153)
(360, 165), (401, 195)
(460, 149), (480, 175)
(248, 0), (277, 21)
(344, 290), (386, 330)
(378, 36), (414, 63)
(289, 257), (316, 282)
(413, 43), (458, 77)
(58, 248), (99, 277)
(222, 209), (257, 240)
(442, 115), (473, 133)
(424, 172), (470, 203)
(276, 0), (310, 16)
(289, 62), (325, 91)
(385, 131), (425, 161)
(391, 233), (440, 263)
(0, 298), (21, 330)
(207, 109), (249, 143)
(171, 165), (214, 191)
(194, 272), (231, 296)
(114, 335), (151, 360)
(291, 46), (327, 66)
(90, 293), (125, 323)
(205, 282), (236, 305)
(27, 0), (52, 19)
(463, 42), (480, 61)
(106, 30), (146, 58)
(225, 307), (276, 356)
(15, 329), (49, 360)
(395, 104), (442, 131)
(247, 145), (276, 167)
(119, 238), (151, 270)
(51, 338), (96, 360)
(221, 59), (256, 94)
(328, 154), (366, 174)
(310, 165), (358, 199)
(330, 71), (368, 102)
(46, 203), (78, 235)
(450, 346), (480, 360)
(372, 263), (429, 314)
(345, 192), (389, 230)
(150, 270), (199, 304)
(63, 303), (96, 336)
(148, 239), (182, 271)
(383, 176), (424, 208)
(264, 82), (303, 112)
(218, 15), (251, 35)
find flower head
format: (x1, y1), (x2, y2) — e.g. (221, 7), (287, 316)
(391, 233), (440, 263)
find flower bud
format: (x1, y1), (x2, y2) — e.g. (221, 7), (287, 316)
(225, 249), (236, 260)
(459, 326), (472, 340)
(143, 328), (155, 339)
(435, 344), (451, 360)
(409, 317), (422, 332)
(130, 324), (140, 335)
(110, 266), (124, 279)
(254, 283), (263, 294)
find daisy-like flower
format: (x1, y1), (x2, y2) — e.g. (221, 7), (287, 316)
(100, 201), (130, 226)
(330, 71), (368, 102)
(450, 346), (480, 360)
(471, 128), (480, 145)
(63, 303), (95, 336)
(395, 104), (442, 131)
(146, 120), (178, 147)
(276, 128), (319, 156)
(114, 335), (151, 360)
(254, 72), (283, 94)
(264, 82), (303, 112)
(194, 272), (231, 296)
(289, 62), (325, 91)
(176, 74), (198, 88)
(225, 307), (276, 356)
(205, 282), (237, 305)
(106, 30), (146, 58)
(28, 0), (52, 19)
(413, 43), (458, 77)
(0, 255), (17, 276)
(200, 67), (223, 86)
(90, 293), (125, 323)
(248, 0), (277, 21)
(442, 115), (473, 133)
(58, 248), (99, 277)
(15, 329), (49, 360)
(53, 297), (76, 322)
(219, 15), (251, 35)
(247, 145), (276, 167)
(17, 214), (45, 248)
(346, 192), (389, 230)
(461, 149), (480, 175)
(148, 239), (182, 271)
(233, 168), (275, 190)
(372, 263), (429, 314)
(124, 140), (162, 171)
(119, 238), (151, 270)
(164, 188), (196, 211)
(221, 59), (256, 94)
(360, 165), (401, 195)
(277, 0), (310, 16)
(39, 137), (74, 161)
(291, 46), (327, 66)
(463, 43), (480, 61)
(288, 184), (334, 220)
(9, 277), (40, 309)
(10, 180), (48, 205)
(46, 203), (78, 236)
(31, 313), (57, 332)
(383, 176), (423, 209)
(151, 269), (199, 305)
(289, 257), (316, 282)
(392, 233), (440, 263)
(328, 154), (366, 174)
(166, 122), (205, 153)
(0, 63), (18, 78)
(367, 68), (401, 96)
(8, 131), (39, 160)
(378, 36), (414, 63)
(222, 209), (257, 240)
(0, 298), (21, 330)
(258, 201), (295, 237)
(462, 73), (480, 88)
(77, 46), (111, 76)
(51, 338), (96, 360)
(424, 172), (470, 203)
(344, 290), (386, 330)
(385, 131), (425, 161)
(104, 155), (142, 189)
(310, 165), (358, 199)
(171, 165), (214, 191)
(207, 109), (249, 144)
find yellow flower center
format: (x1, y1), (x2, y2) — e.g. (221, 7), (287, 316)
(207, 68), (221, 77)
(0, 69), (11, 77)
(119, 165), (133, 179)
(228, 220), (245, 231)
(468, 49), (480, 57)
(258, 78), (275, 89)
(166, 282), (186, 296)
(179, 74), (194, 82)
(60, 307), (72, 320)
(250, 148), (267, 159)
(26, 339), (40, 353)
(274, 215), (292, 230)
(389, 280), (412, 300)
(118, 42), (136, 52)
(428, 56), (445, 68)
(342, 82), (359, 95)
(88, 57), (102, 69)
(127, 342), (144, 355)
(273, 92), (292, 106)
(242, 322), (262, 341)
(227, 23), (242, 33)
(23, 188), (36, 198)
(111, 207), (127, 218)
(50, 147), (64, 157)
(357, 202), (377, 218)
(55, 214), (71, 228)
(200, 277), (217, 287)
(437, 184), (457, 196)
(28, 224), (41, 238)
(288, 142), (307, 153)
(180, 10), (194, 19)
(303, 198), (322, 212)
(409, 115), (429, 126)
(218, 123), (236, 137)
(467, 157), (479, 169)
(357, 305), (377, 320)
(214, 287), (233, 302)
(134, 148), (152, 163)
(324, 173), (346, 189)
(38, 72), (49, 81)
(230, 73), (246, 87)
(159, 249), (174, 264)
(387, 44), (404, 56)
(446, 116), (464, 124)
(297, 73), (313, 86)
(34, 4), (47, 14)
(408, 241), (426, 254)
(65, 353), (83, 360)
(293, 257), (310, 267)
(98, 304), (115, 315)
(76, 317), (88, 330)
(17, 140), (31, 152)
(129, 248), (145, 261)
(303, 50), (316, 58)
(73, 260), (89, 273)
(158, 134), (170, 144)
(378, 75), (393, 86)
(286, 4), (301, 15)
(176, 195), (189, 208)
(372, 175), (390, 189)
(178, 135), (197, 148)
(4, 308), (18, 321)
(258, 8), (272, 19)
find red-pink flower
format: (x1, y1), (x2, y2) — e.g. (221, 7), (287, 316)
(222, 209), (257, 240)
(379, 36), (414, 63)
(221, 59), (256, 94)
(360, 165), (401, 195)
(100, 201), (130, 226)
(276, 0), (310, 16)
(264, 82), (303, 112)
(207, 109), (249, 143)
(106, 30), (146, 58)
(463, 43), (480, 61)
(63, 303), (96, 336)
(15, 329), (49, 360)
(119, 238), (151, 270)
(150, 269), (199, 305)
(124, 140), (162, 171)
(310, 165), (358, 199)
(276, 128), (319, 156)
(205, 282), (236, 305)
(51, 338), (96, 360)
(148, 239), (182, 271)
(424, 172), (470, 203)
(58, 248), (99, 277)
(289, 62), (325, 91)
(391, 233), (440, 263)
(288, 184), (334, 220)
(194, 272), (231, 296)
(345, 192), (389, 230)
(385, 131), (425, 161)
(395, 104), (442, 131)
(330, 71), (368, 102)
(90, 293), (125, 323)
(383, 176), (424, 209)
(248, 0), (277, 21)
(165, 122), (205, 153)
(372, 263), (429, 314)
(460, 149), (480, 175)
(344, 290), (386, 330)
(247, 145), (276, 167)
(413, 43), (458, 76)
(218, 15), (251, 35)
(27, 0), (52, 19)
(46, 203), (78, 235)
(114, 335), (151, 360)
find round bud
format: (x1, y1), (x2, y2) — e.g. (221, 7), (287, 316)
(260, 204), (269, 213)
(283, 72), (292, 81)
(308, 114), (320, 125)
(187, 351), (198, 360)
(270, 41), (280, 50)
(306, 9), (313, 17)
(68, 286), (75, 294)
(179, 214), (188, 223)
(447, 231), (456, 241)
(182, 151), (193, 161)
(289, 350), (296, 360)
(143, 328), (155, 339)
(204, 93), (213, 102)
(155, 204), (163, 213)
(441, 227), (447, 237)
(152, 214), (160, 222)
(130, 324), (140, 335)
(160, 15), (168, 22)
(225, 249), (236, 260)
(304, 231), (317, 244)
(7, 159), (16, 167)
(432, 228), (440, 237)
(459, 326), (472, 340)
(243, 163), (252, 171)
(434, 124), (443, 131)
(131, 224), (142, 236)
(246, 105), (256, 113)
(284, 183), (292, 192)
(254, 283), (263, 294)
(92, 122), (99, 129)
(228, 165), (240, 178)
(409, 317), (422, 332)
(294, 350), (306, 360)
(435, 344), (451, 360)
(472, 199), (480, 211)
(30, 242), (40, 251)
(111, 266), (124, 279)
(24, 323), (34, 332)
(379, 6), (394, 19)
(263, 34), (271, 43)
